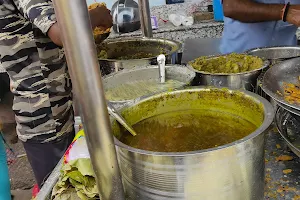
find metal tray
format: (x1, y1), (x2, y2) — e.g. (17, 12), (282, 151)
(275, 107), (300, 157)
(262, 57), (300, 111)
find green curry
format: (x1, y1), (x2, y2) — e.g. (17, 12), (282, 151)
(189, 53), (264, 74)
(112, 89), (264, 152)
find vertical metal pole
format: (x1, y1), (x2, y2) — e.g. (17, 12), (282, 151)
(138, 0), (153, 37)
(52, 0), (125, 199)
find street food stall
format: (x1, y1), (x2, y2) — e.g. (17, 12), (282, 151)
(37, 0), (300, 199)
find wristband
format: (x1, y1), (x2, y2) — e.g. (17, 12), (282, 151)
(282, 2), (291, 22)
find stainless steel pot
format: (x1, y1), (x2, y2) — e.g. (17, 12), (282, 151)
(97, 37), (181, 75)
(103, 65), (195, 108)
(187, 55), (269, 92)
(246, 46), (300, 106)
(112, 87), (274, 200)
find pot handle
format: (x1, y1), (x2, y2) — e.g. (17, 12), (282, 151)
(118, 0), (126, 5)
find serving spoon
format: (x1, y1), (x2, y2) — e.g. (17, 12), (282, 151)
(107, 102), (137, 136)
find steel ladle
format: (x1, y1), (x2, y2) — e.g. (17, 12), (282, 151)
(106, 54), (167, 137)
(107, 102), (137, 136)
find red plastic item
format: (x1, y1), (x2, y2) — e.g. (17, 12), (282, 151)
(32, 184), (39, 198)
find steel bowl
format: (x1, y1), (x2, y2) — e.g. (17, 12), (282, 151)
(187, 55), (269, 92)
(112, 87), (274, 200)
(103, 65), (195, 108)
(246, 46), (300, 102)
(261, 57), (300, 111)
(96, 37), (181, 75)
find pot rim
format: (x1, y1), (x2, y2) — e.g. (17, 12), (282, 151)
(97, 37), (182, 62)
(113, 87), (275, 156)
(245, 46), (300, 56)
(103, 65), (195, 104)
(186, 54), (270, 76)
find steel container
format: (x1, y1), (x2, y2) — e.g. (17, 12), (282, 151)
(97, 37), (181, 75)
(275, 107), (300, 157)
(246, 46), (300, 105)
(112, 87), (274, 200)
(187, 55), (270, 92)
(103, 65), (195, 108)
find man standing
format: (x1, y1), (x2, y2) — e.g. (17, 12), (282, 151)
(220, 0), (300, 54)
(0, 0), (112, 188)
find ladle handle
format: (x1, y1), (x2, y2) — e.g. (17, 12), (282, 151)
(107, 102), (137, 136)
(157, 54), (166, 83)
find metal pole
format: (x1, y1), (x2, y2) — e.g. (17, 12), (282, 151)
(138, 0), (153, 37)
(52, 0), (125, 199)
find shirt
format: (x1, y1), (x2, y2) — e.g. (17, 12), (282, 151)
(0, 0), (74, 142)
(0, 65), (5, 73)
(220, 0), (300, 54)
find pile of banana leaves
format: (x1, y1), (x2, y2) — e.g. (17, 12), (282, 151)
(51, 158), (98, 200)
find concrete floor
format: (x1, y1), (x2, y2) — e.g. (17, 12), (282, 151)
(0, 92), (35, 199)
(11, 190), (32, 200)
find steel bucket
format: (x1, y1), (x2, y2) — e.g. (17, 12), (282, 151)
(96, 37), (181, 75)
(112, 87), (274, 200)
(187, 55), (270, 92)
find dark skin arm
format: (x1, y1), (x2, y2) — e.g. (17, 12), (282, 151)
(222, 0), (283, 22)
(48, 6), (113, 46)
(223, 0), (300, 26)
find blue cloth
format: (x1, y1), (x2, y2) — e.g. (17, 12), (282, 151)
(220, 0), (300, 54)
(0, 136), (11, 200)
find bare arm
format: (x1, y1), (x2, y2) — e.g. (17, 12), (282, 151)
(223, 0), (283, 22)
(47, 23), (62, 46)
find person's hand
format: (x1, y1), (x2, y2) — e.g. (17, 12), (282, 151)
(286, 5), (300, 26)
(89, 6), (113, 30)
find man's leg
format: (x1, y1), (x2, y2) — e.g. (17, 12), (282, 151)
(0, 73), (10, 100)
(23, 130), (75, 188)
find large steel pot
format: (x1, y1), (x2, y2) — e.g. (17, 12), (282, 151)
(246, 46), (300, 106)
(112, 87), (274, 200)
(103, 65), (195, 108)
(97, 37), (181, 75)
(187, 55), (270, 92)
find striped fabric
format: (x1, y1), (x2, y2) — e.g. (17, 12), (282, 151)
(0, 0), (74, 142)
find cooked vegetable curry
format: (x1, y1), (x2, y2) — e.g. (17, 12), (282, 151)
(120, 109), (258, 152)
(88, 3), (111, 37)
(283, 76), (300, 105)
(98, 49), (166, 60)
(189, 53), (264, 74)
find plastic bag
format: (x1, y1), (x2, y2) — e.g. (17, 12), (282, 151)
(169, 13), (194, 27)
(64, 130), (89, 164)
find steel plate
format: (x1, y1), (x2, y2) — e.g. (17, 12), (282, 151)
(262, 57), (300, 111)
(275, 107), (300, 157)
